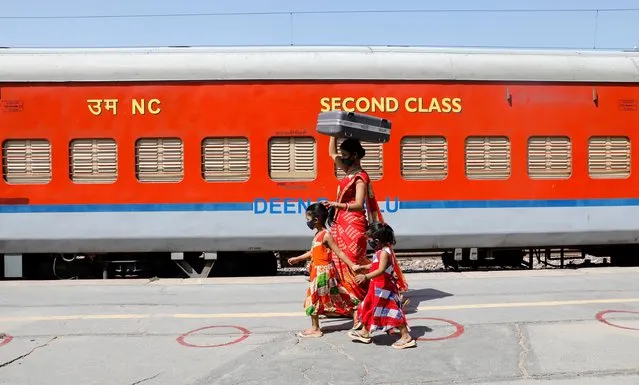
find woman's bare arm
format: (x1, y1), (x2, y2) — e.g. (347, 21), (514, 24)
(329, 136), (339, 160)
(325, 177), (366, 212)
(329, 137), (349, 172)
(349, 180), (366, 211)
(352, 263), (373, 272)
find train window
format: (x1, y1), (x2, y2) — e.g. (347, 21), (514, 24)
(334, 139), (383, 181)
(588, 136), (631, 179)
(1, 139), (52, 184)
(527, 136), (572, 179)
(465, 136), (511, 180)
(201, 137), (250, 182)
(69, 139), (118, 184)
(135, 137), (184, 183)
(400, 136), (447, 180)
(268, 136), (316, 181)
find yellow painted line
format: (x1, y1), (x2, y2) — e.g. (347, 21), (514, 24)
(174, 298), (639, 318)
(1, 298), (638, 323)
(415, 298), (639, 311)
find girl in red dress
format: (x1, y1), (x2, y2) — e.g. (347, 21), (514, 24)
(288, 203), (360, 338)
(348, 222), (416, 349)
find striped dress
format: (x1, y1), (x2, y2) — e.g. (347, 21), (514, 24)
(356, 246), (408, 333)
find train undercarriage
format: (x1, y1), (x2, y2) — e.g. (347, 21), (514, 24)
(2, 244), (639, 280)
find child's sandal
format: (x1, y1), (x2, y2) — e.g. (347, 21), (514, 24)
(297, 330), (323, 338)
(348, 329), (372, 344)
(392, 337), (416, 349)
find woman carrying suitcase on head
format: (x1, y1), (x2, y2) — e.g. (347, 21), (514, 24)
(322, 137), (408, 329)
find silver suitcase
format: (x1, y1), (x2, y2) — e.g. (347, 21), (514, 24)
(316, 111), (391, 143)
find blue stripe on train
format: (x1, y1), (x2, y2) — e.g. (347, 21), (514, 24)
(1, 198), (639, 213)
(399, 198), (639, 209)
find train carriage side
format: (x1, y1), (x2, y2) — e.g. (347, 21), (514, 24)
(2, 46), (639, 279)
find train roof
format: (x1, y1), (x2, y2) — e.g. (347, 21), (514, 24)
(1, 45), (639, 83)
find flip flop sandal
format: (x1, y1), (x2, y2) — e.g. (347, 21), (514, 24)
(297, 330), (323, 338)
(348, 329), (372, 344)
(350, 321), (363, 331)
(392, 338), (417, 350)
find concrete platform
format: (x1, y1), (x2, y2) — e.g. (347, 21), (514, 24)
(1, 267), (639, 384)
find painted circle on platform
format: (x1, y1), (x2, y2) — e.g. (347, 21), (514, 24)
(407, 317), (465, 341)
(0, 334), (13, 348)
(176, 325), (250, 348)
(596, 310), (639, 331)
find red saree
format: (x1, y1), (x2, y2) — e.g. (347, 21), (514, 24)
(329, 170), (408, 300)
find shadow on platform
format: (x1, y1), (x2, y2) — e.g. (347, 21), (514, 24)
(317, 288), (453, 334)
(369, 326), (433, 346)
(402, 288), (454, 315)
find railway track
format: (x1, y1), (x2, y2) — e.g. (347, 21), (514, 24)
(276, 248), (622, 276)
(12, 247), (636, 281)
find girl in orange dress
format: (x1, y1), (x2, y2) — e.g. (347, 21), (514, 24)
(287, 203), (360, 338)
(324, 137), (409, 329)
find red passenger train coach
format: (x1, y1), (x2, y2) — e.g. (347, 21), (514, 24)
(1, 46), (639, 279)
